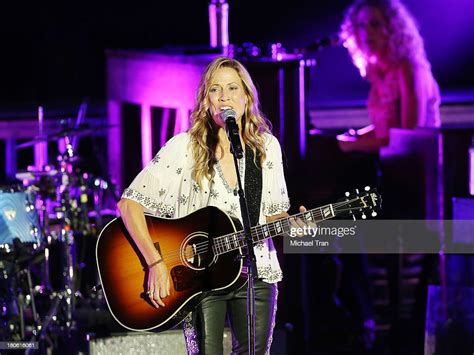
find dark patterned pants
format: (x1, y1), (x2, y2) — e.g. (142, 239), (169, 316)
(184, 279), (278, 355)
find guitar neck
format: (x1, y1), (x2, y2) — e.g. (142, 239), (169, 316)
(212, 196), (364, 256)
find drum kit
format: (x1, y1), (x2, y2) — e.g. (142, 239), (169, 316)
(0, 114), (118, 348)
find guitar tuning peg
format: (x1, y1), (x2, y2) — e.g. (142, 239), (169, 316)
(361, 213), (367, 219)
(365, 186), (370, 191)
(352, 215), (357, 221)
(371, 211), (377, 217)
(356, 189), (360, 194)
(345, 192), (350, 197)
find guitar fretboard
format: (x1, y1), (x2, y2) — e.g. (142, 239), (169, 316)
(211, 204), (337, 256)
(211, 192), (378, 256)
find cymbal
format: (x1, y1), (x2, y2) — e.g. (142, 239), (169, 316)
(16, 124), (117, 149)
(16, 136), (49, 149)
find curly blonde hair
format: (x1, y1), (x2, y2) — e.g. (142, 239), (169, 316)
(188, 57), (272, 186)
(340, 0), (430, 79)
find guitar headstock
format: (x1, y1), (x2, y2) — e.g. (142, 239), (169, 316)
(338, 186), (382, 220)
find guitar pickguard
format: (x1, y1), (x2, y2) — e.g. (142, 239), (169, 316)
(170, 265), (203, 292)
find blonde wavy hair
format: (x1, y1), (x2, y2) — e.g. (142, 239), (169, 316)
(340, 0), (430, 79)
(188, 57), (272, 186)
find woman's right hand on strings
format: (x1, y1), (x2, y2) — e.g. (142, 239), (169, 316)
(147, 261), (171, 308)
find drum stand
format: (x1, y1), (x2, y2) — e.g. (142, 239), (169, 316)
(29, 136), (85, 347)
(16, 265), (40, 340)
(10, 117), (115, 350)
(0, 240), (42, 343)
(0, 241), (74, 350)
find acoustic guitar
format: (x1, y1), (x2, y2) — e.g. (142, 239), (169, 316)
(96, 187), (380, 332)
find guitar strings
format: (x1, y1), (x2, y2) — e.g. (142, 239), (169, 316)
(157, 202), (367, 263)
(160, 195), (372, 262)
(158, 196), (371, 260)
(151, 195), (372, 263)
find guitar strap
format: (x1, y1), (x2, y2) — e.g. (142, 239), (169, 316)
(182, 147), (263, 346)
(244, 146), (262, 227)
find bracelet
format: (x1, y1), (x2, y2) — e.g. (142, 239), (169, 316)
(147, 258), (163, 269)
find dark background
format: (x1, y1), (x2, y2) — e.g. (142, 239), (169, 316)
(1, 2), (473, 353)
(1, 0), (473, 107)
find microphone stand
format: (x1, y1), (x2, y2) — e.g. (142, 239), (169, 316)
(228, 136), (257, 355)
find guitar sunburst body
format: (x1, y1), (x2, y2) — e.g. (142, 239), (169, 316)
(96, 206), (246, 332)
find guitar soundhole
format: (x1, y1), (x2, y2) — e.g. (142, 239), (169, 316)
(180, 232), (216, 271)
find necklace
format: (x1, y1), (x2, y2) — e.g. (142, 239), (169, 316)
(215, 157), (245, 194)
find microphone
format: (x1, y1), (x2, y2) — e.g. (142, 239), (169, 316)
(221, 109), (243, 159)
